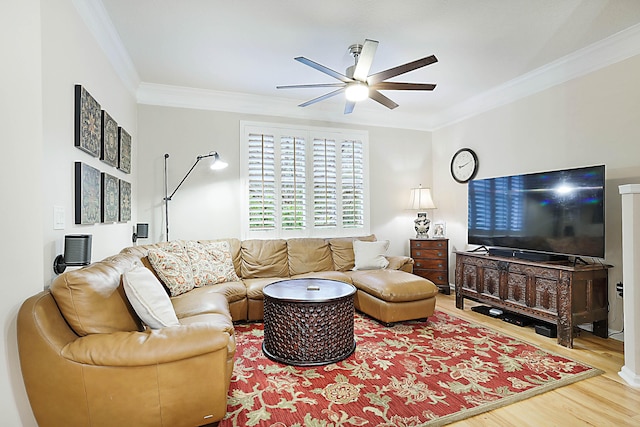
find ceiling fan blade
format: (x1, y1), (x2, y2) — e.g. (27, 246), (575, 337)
(344, 100), (356, 114)
(299, 87), (345, 107)
(370, 82), (437, 91)
(352, 39), (378, 82)
(369, 90), (399, 110)
(295, 57), (353, 83)
(277, 83), (346, 89)
(367, 55), (438, 85)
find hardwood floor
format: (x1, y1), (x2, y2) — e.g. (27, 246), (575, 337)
(435, 293), (640, 426)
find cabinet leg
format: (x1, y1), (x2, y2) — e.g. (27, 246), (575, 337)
(557, 326), (573, 348)
(455, 293), (464, 309)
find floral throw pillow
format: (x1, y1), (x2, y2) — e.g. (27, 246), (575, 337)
(186, 240), (240, 287)
(147, 241), (195, 296)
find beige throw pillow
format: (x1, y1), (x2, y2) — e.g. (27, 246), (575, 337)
(123, 264), (180, 329)
(353, 240), (390, 270)
(185, 240), (240, 286)
(147, 241), (195, 296)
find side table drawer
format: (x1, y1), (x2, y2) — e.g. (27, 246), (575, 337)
(413, 249), (447, 260)
(414, 258), (447, 270)
(411, 240), (447, 250)
(415, 269), (449, 285)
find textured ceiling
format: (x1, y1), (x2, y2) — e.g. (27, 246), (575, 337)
(98, 0), (640, 128)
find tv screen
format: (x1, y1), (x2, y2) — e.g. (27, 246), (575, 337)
(467, 165), (605, 258)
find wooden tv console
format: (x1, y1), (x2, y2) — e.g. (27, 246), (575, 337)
(454, 251), (610, 348)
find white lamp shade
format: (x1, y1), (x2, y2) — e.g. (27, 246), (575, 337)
(407, 187), (436, 210)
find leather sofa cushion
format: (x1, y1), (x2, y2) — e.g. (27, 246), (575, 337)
(241, 239), (289, 278)
(60, 322), (231, 366)
(171, 285), (243, 318)
(287, 238), (333, 276)
(50, 253), (142, 336)
(349, 269), (439, 303)
(328, 235), (376, 271)
(291, 271), (352, 284)
(243, 277), (288, 300)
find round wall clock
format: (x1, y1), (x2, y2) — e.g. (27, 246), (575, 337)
(450, 148), (479, 183)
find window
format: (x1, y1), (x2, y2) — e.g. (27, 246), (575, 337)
(241, 122), (369, 238)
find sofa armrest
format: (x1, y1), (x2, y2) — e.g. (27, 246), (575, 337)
(61, 323), (230, 366)
(386, 255), (414, 272)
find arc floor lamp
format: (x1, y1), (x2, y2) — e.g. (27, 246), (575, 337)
(163, 151), (228, 242)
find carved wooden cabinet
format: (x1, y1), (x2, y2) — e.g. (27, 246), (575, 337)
(410, 239), (450, 294)
(454, 251), (609, 348)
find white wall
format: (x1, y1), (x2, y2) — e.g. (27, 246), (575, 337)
(433, 54), (640, 333)
(0, 0), (139, 425)
(1, 2), (43, 425)
(41, 0), (138, 287)
(136, 106), (433, 256)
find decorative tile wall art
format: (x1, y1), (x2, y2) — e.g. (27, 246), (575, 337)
(101, 172), (120, 223)
(74, 162), (101, 224)
(101, 110), (119, 167)
(74, 85), (101, 157)
(119, 180), (131, 222)
(118, 127), (131, 174)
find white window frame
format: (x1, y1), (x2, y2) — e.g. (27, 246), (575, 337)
(240, 121), (370, 239)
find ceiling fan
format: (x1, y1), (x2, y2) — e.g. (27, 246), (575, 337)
(277, 39), (437, 114)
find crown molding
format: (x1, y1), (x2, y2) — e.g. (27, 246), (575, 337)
(137, 83), (432, 131)
(427, 23), (640, 130)
(73, 0), (140, 95)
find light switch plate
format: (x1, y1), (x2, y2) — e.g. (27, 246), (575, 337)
(53, 206), (65, 230)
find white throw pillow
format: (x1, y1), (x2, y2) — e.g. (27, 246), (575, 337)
(123, 265), (180, 329)
(353, 240), (390, 270)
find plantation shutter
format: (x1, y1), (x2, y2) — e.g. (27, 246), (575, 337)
(280, 135), (306, 230)
(242, 121), (369, 238)
(313, 138), (337, 228)
(341, 139), (364, 228)
(247, 133), (276, 230)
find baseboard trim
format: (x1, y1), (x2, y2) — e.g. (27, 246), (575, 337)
(619, 366), (640, 388)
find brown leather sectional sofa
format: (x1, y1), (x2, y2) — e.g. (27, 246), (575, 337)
(18, 236), (438, 427)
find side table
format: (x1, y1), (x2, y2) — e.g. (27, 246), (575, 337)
(410, 238), (450, 294)
(262, 278), (356, 366)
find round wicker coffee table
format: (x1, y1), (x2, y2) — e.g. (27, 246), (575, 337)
(262, 278), (356, 366)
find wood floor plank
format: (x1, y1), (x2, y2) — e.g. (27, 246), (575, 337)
(435, 293), (640, 426)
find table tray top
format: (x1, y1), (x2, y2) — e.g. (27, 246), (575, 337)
(263, 278), (356, 302)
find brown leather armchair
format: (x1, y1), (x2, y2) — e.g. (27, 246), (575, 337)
(17, 253), (234, 427)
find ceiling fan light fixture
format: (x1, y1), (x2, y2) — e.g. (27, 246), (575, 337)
(345, 81), (369, 102)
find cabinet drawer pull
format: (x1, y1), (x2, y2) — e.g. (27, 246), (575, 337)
(415, 242), (422, 247)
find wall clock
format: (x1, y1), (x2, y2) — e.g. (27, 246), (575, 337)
(450, 148), (479, 183)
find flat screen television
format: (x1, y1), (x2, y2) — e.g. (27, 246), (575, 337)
(467, 165), (605, 259)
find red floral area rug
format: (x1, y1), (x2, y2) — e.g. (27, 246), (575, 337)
(220, 311), (601, 427)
